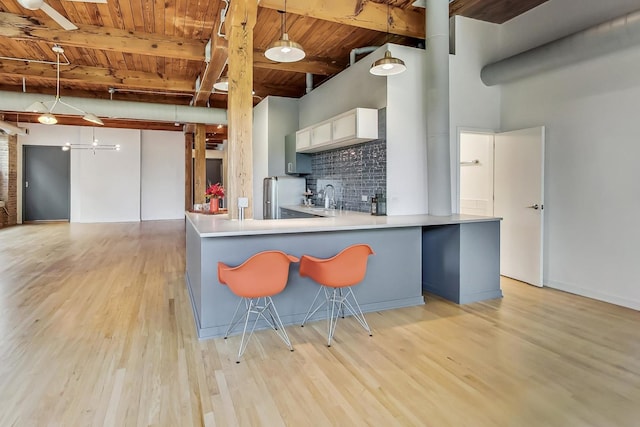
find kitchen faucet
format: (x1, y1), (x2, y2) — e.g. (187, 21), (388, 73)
(324, 184), (336, 209)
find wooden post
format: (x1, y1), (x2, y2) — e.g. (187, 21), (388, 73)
(194, 124), (206, 205)
(226, 0), (257, 219)
(184, 132), (193, 210)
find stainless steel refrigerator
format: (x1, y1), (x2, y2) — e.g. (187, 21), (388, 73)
(263, 176), (306, 219)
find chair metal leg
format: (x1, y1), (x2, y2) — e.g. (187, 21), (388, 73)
(236, 298), (258, 363)
(327, 288), (340, 347)
(342, 288), (372, 336)
(265, 296), (293, 351)
(230, 296), (294, 363)
(224, 298), (246, 339)
(300, 286), (326, 327)
(325, 287), (372, 347)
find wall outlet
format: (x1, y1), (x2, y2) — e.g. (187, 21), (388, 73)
(361, 195), (368, 202)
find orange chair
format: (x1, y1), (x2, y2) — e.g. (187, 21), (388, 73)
(299, 244), (375, 346)
(218, 251), (299, 363)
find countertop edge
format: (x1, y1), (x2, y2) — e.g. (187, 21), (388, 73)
(186, 211), (501, 238)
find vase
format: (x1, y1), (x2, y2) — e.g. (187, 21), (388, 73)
(209, 198), (219, 213)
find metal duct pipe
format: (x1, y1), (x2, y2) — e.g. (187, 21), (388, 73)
(426, 0), (452, 216)
(481, 9), (640, 86)
(0, 119), (28, 136)
(0, 91), (227, 125)
(349, 46), (379, 66)
(306, 73), (313, 94)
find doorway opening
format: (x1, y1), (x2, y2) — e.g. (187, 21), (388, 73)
(458, 127), (545, 287)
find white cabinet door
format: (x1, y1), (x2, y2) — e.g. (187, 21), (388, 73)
(311, 122), (332, 147)
(332, 112), (357, 142)
(296, 129), (311, 150)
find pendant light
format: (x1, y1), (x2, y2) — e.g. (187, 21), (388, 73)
(264, 0), (305, 63)
(370, 2), (407, 76)
(26, 45), (104, 126)
(213, 76), (229, 92)
(61, 127), (120, 153)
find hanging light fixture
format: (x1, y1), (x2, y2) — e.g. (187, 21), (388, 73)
(264, 0), (305, 63)
(26, 45), (104, 126)
(370, 2), (407, 76)
(213, 75), (229, 92)
(61, 127), (120, 153)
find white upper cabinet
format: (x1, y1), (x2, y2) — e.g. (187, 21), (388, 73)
(296, 129), (311, 150)
(296, 108), (378, 153)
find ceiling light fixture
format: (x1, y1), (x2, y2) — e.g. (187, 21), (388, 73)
(213, 76), (229, 92)
(26, 45), (104, 126)
(61, 127), (120, 153)
(264, 0), (305, 63)
(370, 2), (407, 76)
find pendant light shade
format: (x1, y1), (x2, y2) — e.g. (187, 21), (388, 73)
(83, 113), (104, 125)
(265, 2), (305, 63)
(265, 33), (305, 62)
(213, 76), (229, 92)
(370, 50), (407, 76)
(37, 113), (57, 125)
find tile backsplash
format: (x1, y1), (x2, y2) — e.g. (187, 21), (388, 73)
(306, 109), (386, 212)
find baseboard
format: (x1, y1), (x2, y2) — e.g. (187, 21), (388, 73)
(195, 295), (426, 340)
(545, 280), (640, 311)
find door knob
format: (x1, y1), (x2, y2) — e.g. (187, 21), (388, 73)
(527, 204), (540, 210)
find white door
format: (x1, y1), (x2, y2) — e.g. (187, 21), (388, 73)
(494, 127), (545, 287)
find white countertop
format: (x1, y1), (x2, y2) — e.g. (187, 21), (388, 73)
(186, 210), (500, 238)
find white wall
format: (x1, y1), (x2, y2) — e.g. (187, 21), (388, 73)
(298, 48), (387, 127)
(70, 127), (140, 223)
(459, 132), (494, 216)
(450, 16), (502, 213)
(141, 130), (185, 220)
(459, 0), (640, 309)
(18, 124), (185, 223)
(385, 44), (428, 215)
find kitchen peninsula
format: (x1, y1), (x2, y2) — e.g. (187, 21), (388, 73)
(186, 211), (501, 339)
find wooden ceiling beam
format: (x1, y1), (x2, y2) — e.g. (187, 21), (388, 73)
(253, 50), (342, 75)
(0, 12), (342, 75)
(193, 36), (228, 106)
(0, 12), (206, 61)
(0, 60), (194, 92)
(258, 0), (426, 39)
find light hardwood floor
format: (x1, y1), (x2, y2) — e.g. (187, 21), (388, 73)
(1, 221), (639, 426)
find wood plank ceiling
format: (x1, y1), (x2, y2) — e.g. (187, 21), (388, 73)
(0, 0), (548, 143)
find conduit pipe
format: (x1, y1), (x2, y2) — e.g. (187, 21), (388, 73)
(349, 46), (379, 66)
(481, 9), (640, 86)
(425, 0), (452, 216)
(0, 91), (227, 125)
(306, 73), (313, 94)
(0, 119), (28, 136)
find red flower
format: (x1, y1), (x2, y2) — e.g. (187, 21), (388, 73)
(205, 182), (225, 199)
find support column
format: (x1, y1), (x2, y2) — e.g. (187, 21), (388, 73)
(184, 132), (194, 210)
(194, 124), (206, 205)
(0, 134), (17, 227)
(426, 0), (452, 216)
(226, 0), (257, 219)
